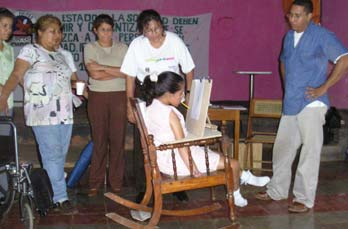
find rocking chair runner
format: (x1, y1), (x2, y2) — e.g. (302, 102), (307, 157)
(105, 98), (236, 228)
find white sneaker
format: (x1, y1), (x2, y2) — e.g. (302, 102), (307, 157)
(240, 170), (270, 187)
(233, 188), (248, 207)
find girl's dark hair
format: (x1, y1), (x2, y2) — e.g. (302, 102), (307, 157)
(140, 71), (184, 106)
(136, 9), (164, 34)
(0, 7), (14, 21)
(92, 14), (114, 31)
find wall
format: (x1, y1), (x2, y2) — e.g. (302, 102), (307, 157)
(3, 0), (348, 107)
(322, 0), (348, 108)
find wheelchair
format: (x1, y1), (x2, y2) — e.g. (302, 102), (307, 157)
(0, 116), (36, 229)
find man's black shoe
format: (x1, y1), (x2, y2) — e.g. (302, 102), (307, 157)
(135, 191), (145, 203)
(173, 191), (189, 202)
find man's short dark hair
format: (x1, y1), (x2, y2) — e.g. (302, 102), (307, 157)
(292, 0), (314, 14)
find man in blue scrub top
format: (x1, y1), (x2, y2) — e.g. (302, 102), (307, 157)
(256, 0), (348, 213)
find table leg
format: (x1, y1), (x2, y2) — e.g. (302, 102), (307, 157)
(249, 74), (255, 100)
(234, 111), (240, 160)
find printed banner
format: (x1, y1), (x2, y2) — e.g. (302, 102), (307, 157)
(9, 9), (211, 103)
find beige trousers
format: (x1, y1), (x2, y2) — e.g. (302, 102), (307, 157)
(266, 106), (328, 208)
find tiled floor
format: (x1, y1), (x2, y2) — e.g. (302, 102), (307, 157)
(1, 161), (348, 228)
(2, 107), (348, 228)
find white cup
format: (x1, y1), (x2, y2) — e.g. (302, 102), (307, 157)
(76, 82), (85, 95)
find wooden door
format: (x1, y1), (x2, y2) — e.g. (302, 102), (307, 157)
(282, 0), (321, 24)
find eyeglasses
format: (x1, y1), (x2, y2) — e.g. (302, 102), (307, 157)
(144, 27), (162, 35)
(287, 12), (306, 20)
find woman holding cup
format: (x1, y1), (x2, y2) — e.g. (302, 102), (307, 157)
(55, 34), (86, 100)
(0, 15), (78, 214)
(84, 14), (128, 196)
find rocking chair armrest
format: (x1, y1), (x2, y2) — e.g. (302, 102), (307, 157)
(161, 128), (222, 145)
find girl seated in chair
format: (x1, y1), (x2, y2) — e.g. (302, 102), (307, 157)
(140, 71), (270, 207)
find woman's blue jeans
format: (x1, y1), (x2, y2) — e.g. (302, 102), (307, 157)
(32, 124), (72, 203)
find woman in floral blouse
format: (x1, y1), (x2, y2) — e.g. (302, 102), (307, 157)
(0, 15), (78, 215)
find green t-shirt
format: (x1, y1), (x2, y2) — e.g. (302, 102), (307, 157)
(0, 41), (14, 109)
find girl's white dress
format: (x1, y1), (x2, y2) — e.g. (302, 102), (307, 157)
(145, 99), (220, 176)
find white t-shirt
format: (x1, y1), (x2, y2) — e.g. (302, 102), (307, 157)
(120, 31), (195, 82)
(294, 31), (303, 48)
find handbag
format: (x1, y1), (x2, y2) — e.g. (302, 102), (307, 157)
(30, 168), (54, 216)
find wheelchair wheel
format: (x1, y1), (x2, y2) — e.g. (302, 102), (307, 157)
(20, 196), (34, 229)
(0, 169), (15, 220)
(22, 202), (34, 229)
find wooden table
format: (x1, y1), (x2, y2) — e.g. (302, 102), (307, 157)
(208, 107), (246, 160)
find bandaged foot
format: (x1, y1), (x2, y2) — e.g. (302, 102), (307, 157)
(233, 188), (248, 207)
(240, 170), (270, 187)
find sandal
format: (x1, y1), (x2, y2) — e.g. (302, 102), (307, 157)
(288, 202), (310, 213)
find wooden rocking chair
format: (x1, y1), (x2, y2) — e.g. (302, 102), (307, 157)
(104, 98), (236, 228)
